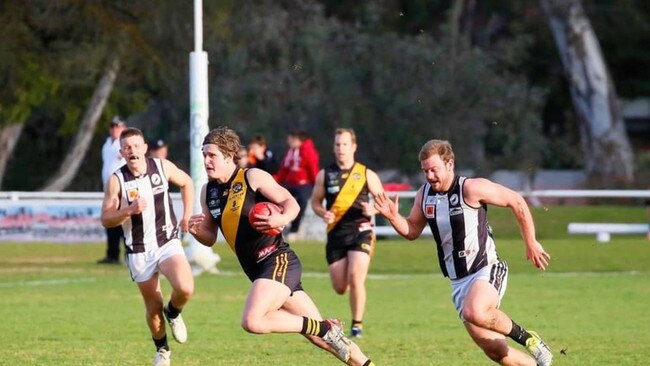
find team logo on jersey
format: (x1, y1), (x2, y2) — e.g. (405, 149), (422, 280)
(125, 180), (138, 202)
(458, 249), (474, 258)
(127, 188), (139, 202)
(327, 185), (340, 194)
(327, 172), (339, 181)
(425, 196), (436, 204)
(450, 193), (459, 206)
(209, 188), (219, 198)
(150, 173), (162, 186)
(232, 183), (243, 193)
(352, 173), (361, 181)
(449, 207), (463, 216)
(256, 244), (278, 261)
(424, 204), (435, 218)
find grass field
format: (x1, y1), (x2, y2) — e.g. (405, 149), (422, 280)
(1, 206), (649, 365)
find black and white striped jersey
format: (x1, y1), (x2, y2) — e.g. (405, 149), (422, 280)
(421, 175), (498, 280)
(115, 158), (178, 254)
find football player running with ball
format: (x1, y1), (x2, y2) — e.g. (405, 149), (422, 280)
(374, 139), (553, 366)
(188, 126), (376, 366)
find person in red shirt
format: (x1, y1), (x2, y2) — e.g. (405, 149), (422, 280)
(274, 130), (320, 241)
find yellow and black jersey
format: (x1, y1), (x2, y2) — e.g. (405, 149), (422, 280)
(323, 162), (371, 234)
(205, 168), (289, 277)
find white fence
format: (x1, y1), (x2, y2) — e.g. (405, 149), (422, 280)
(1, 190), (648, 242)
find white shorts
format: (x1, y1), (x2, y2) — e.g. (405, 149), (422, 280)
(127, 239), (186, 283)
(450, 260), (508, 320)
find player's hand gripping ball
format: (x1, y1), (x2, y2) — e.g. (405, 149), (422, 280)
(248, 202), (284, 236)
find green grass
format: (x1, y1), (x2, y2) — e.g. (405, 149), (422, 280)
(1, 205), (649, 365)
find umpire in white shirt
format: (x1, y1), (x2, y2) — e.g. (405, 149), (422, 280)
(98, 116), (127, 264)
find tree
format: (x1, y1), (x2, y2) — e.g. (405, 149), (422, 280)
(0, 2), (58, 189)
(41, 56), (120, 191)
(540, 0), (634, 184)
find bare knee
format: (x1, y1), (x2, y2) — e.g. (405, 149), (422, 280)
(462, 305), (489, 327)
(348, 275), (365, 292)
(240, 314), (268, 334)
(176, 282), (194, 301)
(332, 283), (348, 295)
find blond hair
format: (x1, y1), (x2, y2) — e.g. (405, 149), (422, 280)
(418, 139), (455, 163)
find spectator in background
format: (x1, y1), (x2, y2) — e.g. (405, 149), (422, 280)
(237, 146), (249, 169)
(98, 116), (127, 265)
(148, 139), (169, 160)
(248, 134), (278, 174)
(274, 130), (320, 242)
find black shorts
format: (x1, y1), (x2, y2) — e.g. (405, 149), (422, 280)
(247, 249), (304, 293)
(326, 228), (375, 265)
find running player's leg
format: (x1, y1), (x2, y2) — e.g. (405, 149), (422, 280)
(159, 252), (194, 312)
(464, 321), (534, 366)
(240, 278), (304, 334)
(136, 273), (169, 349)
(159, 249), (194, 343)
(346, 250), (371, 336)
(462, 280), (537, 365)
(328, 257), (350, 295)
(283, 290), (375, 366)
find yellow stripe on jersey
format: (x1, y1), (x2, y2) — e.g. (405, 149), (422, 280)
(221, 168), (248, 251)
(327, 162), (367, 233)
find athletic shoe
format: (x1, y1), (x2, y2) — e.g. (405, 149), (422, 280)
(164, 306), (187, 343)
(525, 331), (553, 366)
(153, 348), (171, 366)
(351, 325), (363, 338)
(322, 319), (352, 362)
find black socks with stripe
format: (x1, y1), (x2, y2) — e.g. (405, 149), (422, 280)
(301, 317), (330, 338)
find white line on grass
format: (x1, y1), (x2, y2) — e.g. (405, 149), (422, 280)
(2, 270), (647, 288)
(0, 278), (96, 288)
(201, 270), (650, 280)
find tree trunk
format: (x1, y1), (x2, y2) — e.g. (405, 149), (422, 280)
(0, 123), (25, 189)
(540, 0), (634, 185)
(41, 56), (121, 191)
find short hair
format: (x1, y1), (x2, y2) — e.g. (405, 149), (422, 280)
(289, 129), (309, 141)
(202, 126), (242, 164)
(250, 134), (267, 146)
(120, 127), (144, 141)
(335, 128), (356, 144)
(418, 139), (455, 163)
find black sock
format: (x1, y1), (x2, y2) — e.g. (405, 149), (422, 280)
(507, 320), (532, 346)
(153, 335), (169, 351)
(300, 317), (330, 338)
(166, 300), (181, 319)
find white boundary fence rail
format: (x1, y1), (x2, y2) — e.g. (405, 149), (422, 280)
(1, 190), (649, 242)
